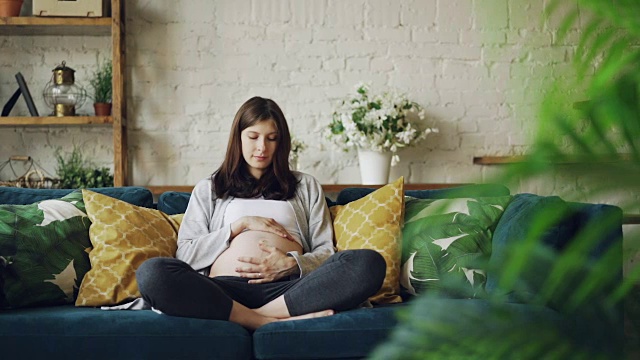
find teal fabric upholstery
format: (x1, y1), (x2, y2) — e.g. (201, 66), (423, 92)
(157, 191), (191, 215)
(373, 297), (566, 358)
(0, 305), (252, 360)
(335, 183), (510, 205)
(253, 305), (404, 360)
(0, 186), (154, 208)
(486, 194), (623, 299)
(485, 193), (624, 355)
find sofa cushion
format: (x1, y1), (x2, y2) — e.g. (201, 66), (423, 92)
(330, 177), (404, 304)
(76, 190), (183, 307)
(158, 191), (191, 215)
(486, 193), (623, 309)
(0, 305), (252, 360)
(371, 297), (566, 359)
(400, 196), (512, 297)
(0, 191), (91, 309)
(0, 186), (154, 208)
(253, 305), (404, 360)
(335, 183), (510, 205)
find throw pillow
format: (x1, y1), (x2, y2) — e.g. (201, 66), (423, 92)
(330, 177), (404, 304)
(76, 190), (183, 307)
(400, 196), (512, 297)
(0, 191), (91, 309)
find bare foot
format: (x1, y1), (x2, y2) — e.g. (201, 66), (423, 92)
(276, 309), (335, 322)
(230, 301), (334, 330)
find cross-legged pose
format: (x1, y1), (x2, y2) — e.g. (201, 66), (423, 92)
(136, 96), (386, 330)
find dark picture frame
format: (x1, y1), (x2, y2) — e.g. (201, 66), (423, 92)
(1, 72), (39, 117)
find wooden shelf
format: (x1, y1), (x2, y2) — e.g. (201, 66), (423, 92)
(473, 156), (528, 165)
(0, 116), (112, 126)
(474, 154), (634, 165)
(0, 16), (111, 35)
(624, 214), (640, 225)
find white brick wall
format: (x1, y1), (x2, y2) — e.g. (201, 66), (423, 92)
(1, 0), (639, 228)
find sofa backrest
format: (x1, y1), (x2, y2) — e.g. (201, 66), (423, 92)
(156, 183), (512, 215)
(486, 193), (623, 307)
(0, 186), (154, 208)
(335, 183), (511, 205)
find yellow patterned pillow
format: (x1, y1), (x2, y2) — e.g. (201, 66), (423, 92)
(76, 190), (183, 307)
(330, 177), (404, 304)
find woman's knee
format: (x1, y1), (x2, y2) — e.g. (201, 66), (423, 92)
(340, 249), (386, 283)
(136, 257), (183, 296)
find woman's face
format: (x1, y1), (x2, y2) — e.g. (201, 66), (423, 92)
(241, 119), (279, 179)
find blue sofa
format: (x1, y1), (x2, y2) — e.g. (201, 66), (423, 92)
(0, 184), (623, 359)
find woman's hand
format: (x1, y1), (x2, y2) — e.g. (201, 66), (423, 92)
(231, 216), (294, 241)
(236, 240), (300, 284)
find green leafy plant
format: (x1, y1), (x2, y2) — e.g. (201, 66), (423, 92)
(371, 0), (640, 358)
(55, 146), (113, 189)
(88, 57), (112, 104)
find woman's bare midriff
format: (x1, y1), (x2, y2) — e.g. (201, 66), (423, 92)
(209, 231), (303, 277)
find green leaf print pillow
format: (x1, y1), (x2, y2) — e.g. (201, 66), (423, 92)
(0, 191), (92, 309)
(400, 196), (512, 297)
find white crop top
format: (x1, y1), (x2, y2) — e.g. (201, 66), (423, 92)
(223, 197), (303, 247)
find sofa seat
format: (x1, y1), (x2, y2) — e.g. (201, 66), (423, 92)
(0, 305), (252, 360)
(253, 304), (406, 360)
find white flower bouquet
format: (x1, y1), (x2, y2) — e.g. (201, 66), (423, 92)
(327, 83), (437, 165)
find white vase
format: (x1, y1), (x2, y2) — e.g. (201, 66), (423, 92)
(357, 149), (392, 185)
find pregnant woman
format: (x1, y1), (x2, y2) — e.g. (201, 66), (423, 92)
(136, 96), (386, 330)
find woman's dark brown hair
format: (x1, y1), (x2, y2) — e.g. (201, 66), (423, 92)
(212, 96), (298, 200)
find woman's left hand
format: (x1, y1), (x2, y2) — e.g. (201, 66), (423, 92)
(236, 240), (299, 284)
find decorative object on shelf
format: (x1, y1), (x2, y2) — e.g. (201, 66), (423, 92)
(1, 72), (39, 117)
(0, 0), (24, 17)
(88, 57), (112, 116)
(33, 0), (105, 17)
(289, 137), (307, 171)
(55, 146), (113, 188)
(43, 61), (87, 117)
(326, 83), (438, 184)
(0, 155), (59, 189)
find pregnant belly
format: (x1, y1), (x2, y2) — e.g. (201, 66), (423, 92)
(209, 231), (303, 277)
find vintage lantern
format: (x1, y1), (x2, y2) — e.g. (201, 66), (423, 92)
(42, 61), (86, 117)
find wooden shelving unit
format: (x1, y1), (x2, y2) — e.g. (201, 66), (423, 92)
(0, 0), (127, 186)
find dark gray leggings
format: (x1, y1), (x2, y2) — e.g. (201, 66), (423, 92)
(136, 249), (386, 320)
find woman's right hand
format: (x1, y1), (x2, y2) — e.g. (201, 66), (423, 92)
(230, 216), (294, 241)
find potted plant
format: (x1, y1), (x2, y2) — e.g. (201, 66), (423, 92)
(0, 0), (23, 17)
(326, 83), (438, 184)
(55, 146), (113, 188)
(88, 57), (112, 116)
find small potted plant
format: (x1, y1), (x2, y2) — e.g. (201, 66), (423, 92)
(88, 57), (112, 116)
(55, 146), (114, 188)
(0, 0), (24, 17)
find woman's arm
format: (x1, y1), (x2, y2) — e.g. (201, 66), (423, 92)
(176, 179), (231, 272)
(287, 175), (335, 277)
